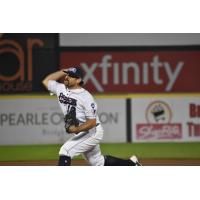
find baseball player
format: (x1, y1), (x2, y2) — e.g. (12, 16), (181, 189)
(42, 67), (141, 166)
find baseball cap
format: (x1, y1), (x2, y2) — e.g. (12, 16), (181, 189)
(63, 67), (84, 85)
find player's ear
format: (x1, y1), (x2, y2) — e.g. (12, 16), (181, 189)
(77, 78), (82, 85)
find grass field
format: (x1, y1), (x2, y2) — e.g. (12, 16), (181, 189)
(0, 142), (200, 162)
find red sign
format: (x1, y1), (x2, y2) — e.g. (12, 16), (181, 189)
(60, 51), (200, 93)
(136, 124), (182, 140)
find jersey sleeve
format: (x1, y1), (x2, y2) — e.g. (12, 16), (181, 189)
(47, 80), (61, 95)
(83, 95), (98, 119)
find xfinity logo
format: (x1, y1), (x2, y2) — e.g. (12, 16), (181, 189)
(81, 54), (184, 92)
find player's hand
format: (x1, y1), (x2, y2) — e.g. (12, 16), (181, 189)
(68, 125), (79, 134)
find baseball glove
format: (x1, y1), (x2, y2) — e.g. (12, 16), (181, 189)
(64, 107), (79, 132)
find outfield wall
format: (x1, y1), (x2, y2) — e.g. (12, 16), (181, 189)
(1, 34), (200, 94)
(0, 95), (126, 145)
(0, 94), (200, 145)
(1, 34), (200, 144)
(131, 95), (200, 142)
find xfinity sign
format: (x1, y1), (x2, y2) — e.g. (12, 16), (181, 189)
(60, 50), (200, 93)
(81, 54), (184, 92)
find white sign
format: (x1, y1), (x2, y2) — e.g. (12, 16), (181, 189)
(0, 98), (69, 145)
(60, 33), (200, 46)
(131, 97), (200, 142)
(0, 97), (126, 145)
(96, 98), (126, 142)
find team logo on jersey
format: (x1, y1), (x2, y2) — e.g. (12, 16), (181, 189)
(59, 93), (77, 106)
(91, 103), (95, 108)
(91, 103), (96, 114)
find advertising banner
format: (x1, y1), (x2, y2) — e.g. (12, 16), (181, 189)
(60, 51), (200, 94)
(0, 33), (58, 93)
(0, 97), (68, 145)
(96, 98), (126, 142)
(0, 96), (126, 145)
(131, 96), (200, 142)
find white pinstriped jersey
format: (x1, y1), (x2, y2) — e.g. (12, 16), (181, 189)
(48, 80), (105, 166)
(48, 80), (100, 125)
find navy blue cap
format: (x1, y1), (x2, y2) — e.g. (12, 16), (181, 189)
(63, 67), (84, 84)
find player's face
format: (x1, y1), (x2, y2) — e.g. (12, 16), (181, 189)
(64, 74), (80, 88)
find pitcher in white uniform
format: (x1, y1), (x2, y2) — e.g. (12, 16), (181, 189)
(42, 67), (141, 166)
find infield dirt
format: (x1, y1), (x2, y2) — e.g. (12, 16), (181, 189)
(1, 159), (200, 166)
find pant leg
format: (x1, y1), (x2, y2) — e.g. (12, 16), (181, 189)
(59, 124), (104, 163)
(83, 144), (105, 166)
(59, 132), (103, 159)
